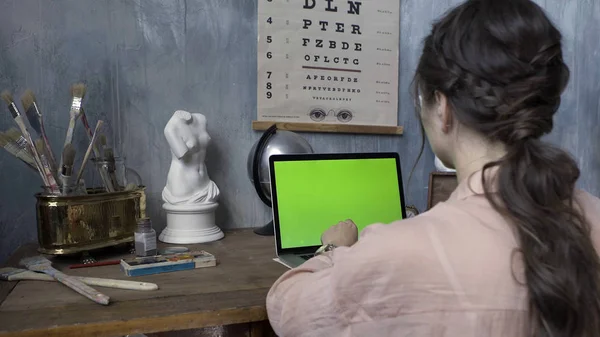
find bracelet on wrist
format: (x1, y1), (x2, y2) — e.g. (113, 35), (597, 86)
(315, 243), (337, 256)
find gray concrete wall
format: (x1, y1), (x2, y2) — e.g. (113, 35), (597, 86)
(0, 0), (598, 263)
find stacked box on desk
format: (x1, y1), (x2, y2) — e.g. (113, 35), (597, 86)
(120, 250), (216, 277)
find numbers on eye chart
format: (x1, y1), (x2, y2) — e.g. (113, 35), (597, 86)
(260, 0), (291, 103)
(266, 71), (272, 99)
(265, 14), (273, 100)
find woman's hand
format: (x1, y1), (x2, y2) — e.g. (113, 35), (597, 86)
(321, 219), (358, 247)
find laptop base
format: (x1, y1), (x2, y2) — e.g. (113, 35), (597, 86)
(278, 254), (311, 269)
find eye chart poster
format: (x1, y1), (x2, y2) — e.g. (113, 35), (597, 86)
(257, 0), (400, 126)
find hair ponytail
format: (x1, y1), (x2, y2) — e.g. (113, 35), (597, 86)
(484, 139), (600, 336)
(415, 1), (600, 336)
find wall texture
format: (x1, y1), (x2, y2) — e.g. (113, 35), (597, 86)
(0, 0), (598, 263)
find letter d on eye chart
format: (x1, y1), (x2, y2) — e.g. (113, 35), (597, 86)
(257, 0), (400, 127)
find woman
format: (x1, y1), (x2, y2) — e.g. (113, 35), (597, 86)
(266, 0), (600, 336)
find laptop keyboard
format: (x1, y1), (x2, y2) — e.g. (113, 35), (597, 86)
(300, 254), (313, 260)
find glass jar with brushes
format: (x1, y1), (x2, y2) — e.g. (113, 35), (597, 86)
(91, 156), (142, 192)
(41, 180), (87, 196)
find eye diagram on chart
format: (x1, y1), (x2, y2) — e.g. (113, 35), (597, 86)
(308, 107), (353, 123)
(257, 0), (400, 127)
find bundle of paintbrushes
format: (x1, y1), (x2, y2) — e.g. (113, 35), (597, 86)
(0, 84), (123, 196)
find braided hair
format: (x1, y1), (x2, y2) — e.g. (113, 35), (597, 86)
(414, 0), (600, 336)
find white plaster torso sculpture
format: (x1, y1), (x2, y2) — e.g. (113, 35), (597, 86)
(160, 110), (224, 244)
(162, 110), (220, 205)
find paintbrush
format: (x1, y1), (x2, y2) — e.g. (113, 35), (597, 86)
(80, 107), (102, 160)
(35, 139), (60, 194)
(5, 128), (32, 155)
(97, 134), (116, 189)
(4, 128), (40, 170)
(80, 107), (94, 144)
(99, 134), (107, 152)
(59, 143), (76, 194)
(20, 256), (110, 305)
(93, 133), (116, 192)
(78, 108), (114, 191)
(21, 89), (57, 173)
(99, 134), (120, 191)
(3, 129), (37, 167)
(104, 148), (121, 191)
(1, 91), (49, 186)
(0, 132), (37, 170)
(75, 120), (104, 186)
(0, 267), (158, 291)
(59, 83), (86, 170)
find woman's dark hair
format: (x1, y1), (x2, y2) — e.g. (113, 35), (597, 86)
(414, 0), (600, 336)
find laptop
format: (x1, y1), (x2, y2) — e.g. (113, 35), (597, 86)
(269, 152), (407, 268)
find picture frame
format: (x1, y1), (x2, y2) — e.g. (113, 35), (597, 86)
(427, 172), (458, 210)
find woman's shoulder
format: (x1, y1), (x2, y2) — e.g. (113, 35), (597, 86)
(575, 189), (600, 226)
(357, 203), (468, 251)
(575, 189), (600, 206)
(356, 196), (514, 263)
(396, 195), (501, 229)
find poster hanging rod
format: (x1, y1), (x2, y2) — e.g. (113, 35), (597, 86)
(251, 121), (404, 136)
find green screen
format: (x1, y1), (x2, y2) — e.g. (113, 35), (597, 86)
(273, 158), (404, 249)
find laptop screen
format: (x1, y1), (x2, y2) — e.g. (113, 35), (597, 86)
(270, 154), (405, 250)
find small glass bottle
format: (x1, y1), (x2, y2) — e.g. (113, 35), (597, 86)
(134, 218), (157, 257)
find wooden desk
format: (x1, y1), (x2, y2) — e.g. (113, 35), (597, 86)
(0, 230), (287, 337)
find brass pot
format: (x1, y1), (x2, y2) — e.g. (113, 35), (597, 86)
(35, 186), (147, 255)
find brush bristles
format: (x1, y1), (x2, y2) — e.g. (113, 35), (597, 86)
(5, 128), (29, 149)
(22, 92), (42, 135)
(0, 267), (23, 280)
(104, 148), (114, 160)
(70, 83), (86, 99)
(62, 143), (76, 167)
(0, 132), (8, 147)
(0, 130), (36, 167)
(1, 90), (14, 105)
(5, 128), (23, 141)
(20, 90), (36, 112)
(20, 256), (50, 269)
(1, 90), (19, 118)
(34, 139), (45, 154)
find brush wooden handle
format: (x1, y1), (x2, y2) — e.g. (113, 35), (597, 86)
(60, 117), (77, 169)
(39, 119), (57, 173)
(75, 276), (158, 291)
(75, 120), (103, 185)
(80, 112), (102, 160)
(9, 270), (158, 291)
(40, 154), (60, 193)
(63, 118), (77, 147)
(47, 267), (111, 305)
(108, 167), (119, 191)
(80, 112), (115, 192)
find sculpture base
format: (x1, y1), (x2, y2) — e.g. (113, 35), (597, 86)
(160, 202), (224, 244)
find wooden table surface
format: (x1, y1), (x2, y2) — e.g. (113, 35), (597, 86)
(0, 229), (287, 337)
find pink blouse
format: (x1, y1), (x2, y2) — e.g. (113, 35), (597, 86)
(266, 170), (600, 336)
